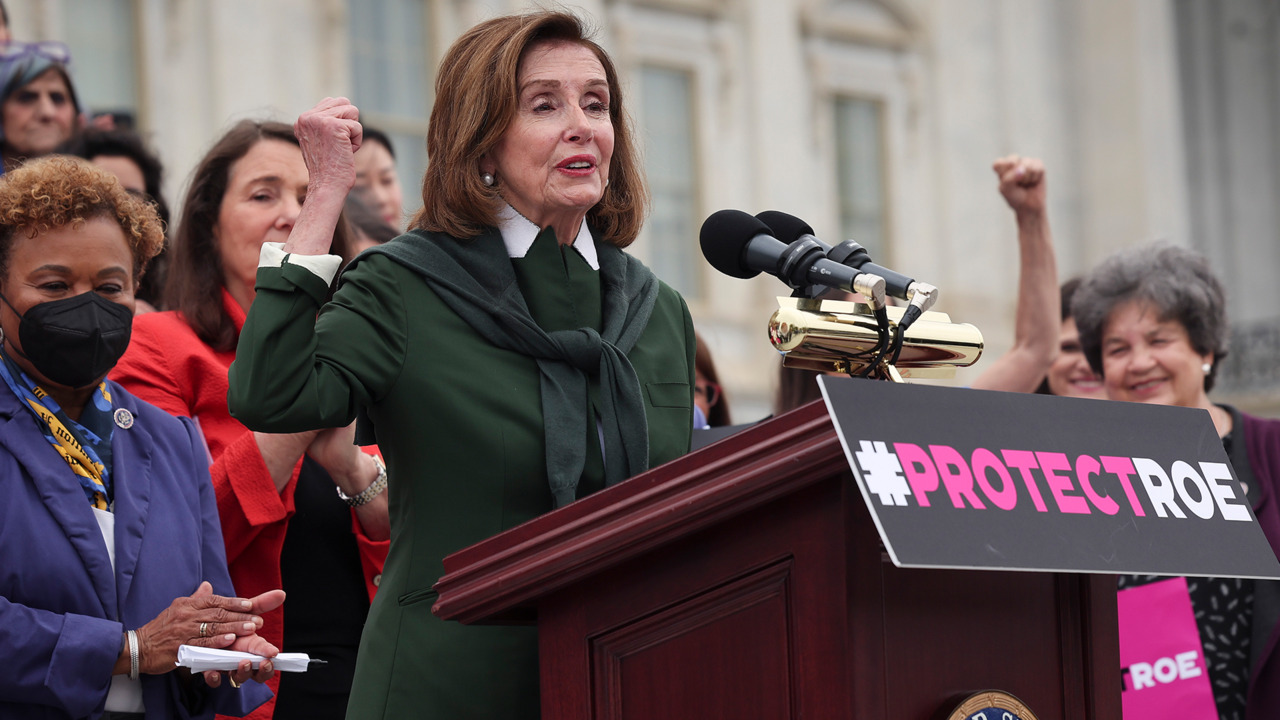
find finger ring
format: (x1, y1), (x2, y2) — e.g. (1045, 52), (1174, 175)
(200, 622), (210, 637)
(228, 675), (241, 689)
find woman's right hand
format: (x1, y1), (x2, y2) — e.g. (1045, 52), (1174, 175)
(992, 154), (1047, 218)
(295, 97), (363, 195)
(133, 581), (285, 675)
(285, 98), (363, 257)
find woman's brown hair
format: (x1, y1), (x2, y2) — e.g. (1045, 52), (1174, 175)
(412, 10), (648, 247)
(166, 120), (352, 351)
(695, 331), (732, 426)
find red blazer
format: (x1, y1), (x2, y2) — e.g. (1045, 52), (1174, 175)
(112, 291), (388, 720)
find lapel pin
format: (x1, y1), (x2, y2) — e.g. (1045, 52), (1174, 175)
(114, 408), (135, 430)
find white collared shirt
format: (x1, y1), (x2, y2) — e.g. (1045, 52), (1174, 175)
(258, 204), (600, 281)
(496, 204), (600, 270)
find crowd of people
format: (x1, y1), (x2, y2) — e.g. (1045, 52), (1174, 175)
(0, 3), (1275, 720)
(0, 3), (400, 716)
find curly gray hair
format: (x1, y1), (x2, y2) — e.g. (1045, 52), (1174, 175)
(1072, 242), (1228, 393)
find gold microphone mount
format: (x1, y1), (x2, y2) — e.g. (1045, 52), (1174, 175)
(768, 296), (984, 382)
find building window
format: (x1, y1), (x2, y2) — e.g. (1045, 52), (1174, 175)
(639, 64), (701, 299)
(64, 0), (139, 126)
(348, 0), (432, 216)
(833, 95), (888, 261)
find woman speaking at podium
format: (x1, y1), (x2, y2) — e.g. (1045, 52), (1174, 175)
(1074, 243), (1280, 719)
(226, 10), (695, 719)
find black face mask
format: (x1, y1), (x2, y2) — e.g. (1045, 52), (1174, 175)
(0, 290), (133, 389)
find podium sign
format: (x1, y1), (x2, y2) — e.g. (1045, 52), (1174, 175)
(435, 396), (1124, 720)
(819, 376), (1280, 578)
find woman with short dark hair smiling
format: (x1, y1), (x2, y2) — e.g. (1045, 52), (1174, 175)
(1075, 242), (1280, 719)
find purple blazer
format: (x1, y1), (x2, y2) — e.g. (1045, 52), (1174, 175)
(0, 380), (271, 719)
(1243, 411), (1280, 720)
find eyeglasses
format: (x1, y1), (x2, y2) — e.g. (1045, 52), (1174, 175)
(694, 381), (721, 406)
(0, 41), (72, 67)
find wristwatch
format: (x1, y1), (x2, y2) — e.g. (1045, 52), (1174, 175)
(336, 454), (388, 507)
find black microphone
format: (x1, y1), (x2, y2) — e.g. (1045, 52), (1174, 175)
(699, 209), (872, 296)
(755, 210), (917, 302)
(754, 210), (938, 341)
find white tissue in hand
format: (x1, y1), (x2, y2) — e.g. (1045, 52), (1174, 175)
(175, 645), (311, 673)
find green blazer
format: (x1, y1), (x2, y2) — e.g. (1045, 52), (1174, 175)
(229, 228), (695, 719)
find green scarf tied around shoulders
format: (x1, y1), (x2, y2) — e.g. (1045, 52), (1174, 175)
(356, 226), (659, 508)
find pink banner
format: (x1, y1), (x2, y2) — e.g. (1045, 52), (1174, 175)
(1117, 577), (1217, 719)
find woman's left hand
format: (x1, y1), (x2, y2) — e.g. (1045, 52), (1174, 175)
(295, 97), (363, 194)
(199, 587), (286, 690)
(200, 648), (275, 690)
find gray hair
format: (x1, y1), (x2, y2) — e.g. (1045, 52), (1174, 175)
(1072, 242), (1228, 392)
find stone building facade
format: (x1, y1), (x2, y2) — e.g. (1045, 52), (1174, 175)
(12, 0), (1278, 419)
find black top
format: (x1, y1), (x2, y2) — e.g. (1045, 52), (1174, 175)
(275, 456), (371, 720)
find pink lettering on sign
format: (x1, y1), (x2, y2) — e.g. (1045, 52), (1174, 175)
(894, 443), (939, 507)
(1000, 449), (1049, 512)
(1035, 451), (1090, 514)
(1101, 456), (1147, 517)
(930, 444), (986, 510)
(971, 448), (1018, 511)
(860, 443), (1253, 523)
(1075, 455), (1119, 515)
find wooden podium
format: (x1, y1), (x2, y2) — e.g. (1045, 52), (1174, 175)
(433, 400), (1121, 719)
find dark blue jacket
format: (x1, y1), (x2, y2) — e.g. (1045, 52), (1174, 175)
(0, 380), (271, 719)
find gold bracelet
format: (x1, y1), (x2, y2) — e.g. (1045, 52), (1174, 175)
(336, 454), (387, 507)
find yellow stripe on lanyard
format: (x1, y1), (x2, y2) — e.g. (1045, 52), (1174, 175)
(23, 396), (109, 509)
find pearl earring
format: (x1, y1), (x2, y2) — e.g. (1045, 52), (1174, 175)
(481, 172), (495, 187)
(1202, 363), (1212, 374)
